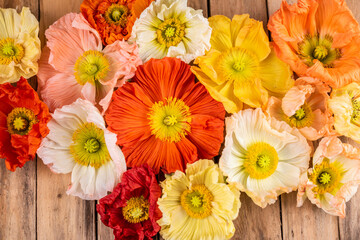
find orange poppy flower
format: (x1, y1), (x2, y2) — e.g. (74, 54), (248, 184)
(81, 0), (153, 45)
(268, 0), (360, 88)
(0, 77), (51, 171)
(105, 57), (225, 173)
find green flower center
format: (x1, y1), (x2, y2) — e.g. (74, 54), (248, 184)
(104, 4), (129, 26)
(283, 103), (314, 128)
(219, 47), (259, 84)
(122, 196), (150, 224)
(244, 142), (279, 179)
(298, 34), (341, 68)
(70, 123), (111, 169)
(308, 158), (344, 195)
(74, 50), (110, 85)
(157, 18), (186, 48)
(7, 107), (37, 135)
(148, 97), (192, 142)
(180, 184), (213, 219)
(351, 98), (360, 126)
(0, 38), (24, 65)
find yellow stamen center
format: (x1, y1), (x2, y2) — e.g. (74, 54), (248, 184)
(122, 196), (150, 224)
(7, 108), (37, 135)
(104, 4), (129, 27)
(244, 142), (279, 179)
(219, 47), (259, 84)
(74, 50), (109, 85)
(298, 34), (341, 68)
(313, 45), (328, 60)
(0, 38), (24, 65)
(351, 98), (360, 126)
(148, 97), (192, 142)
(70, 123), (111, 169)
(180, 184), (213, 219)
(157, 18), (186, 48)
(308, 158), (343, 195)
(283, 103), (314, 128)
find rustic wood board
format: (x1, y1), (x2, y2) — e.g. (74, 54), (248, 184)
(1, 0), (360, 239)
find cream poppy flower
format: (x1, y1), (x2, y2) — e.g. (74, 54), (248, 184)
(37, 99), (127, 200)
(0, 7), (41, 83)
(297, 137), (360, 217)
(267, 77), (333, 141)
(130, 0), (211, 63)
(328, 82), (360, 143)
(220, 108), (311, 207)
(157, 160), (240, 240)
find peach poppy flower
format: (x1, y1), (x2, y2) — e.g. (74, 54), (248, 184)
(81, 0), (154, 45)
(297, 137), (360, 217)
(266, 77), (332, 141)
(268, 0), (360, 88)
(38, 13), (141, 114)
(105, 57), (225, 174)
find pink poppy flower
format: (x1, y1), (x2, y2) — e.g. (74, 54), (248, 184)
(38, 13), (141, 114)
(266, 77), (333, 141)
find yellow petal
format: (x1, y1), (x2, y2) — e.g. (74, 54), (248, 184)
(208, 15), (232, 52)
(235, 18), (270, 62)
(233, 78), (268, 108)
(194, 50), (223, 85)
(259, 46), (294, 96)
(230, 14), (250, 46)
(191, 65), (243, 113)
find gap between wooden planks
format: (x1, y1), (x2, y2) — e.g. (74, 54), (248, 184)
(1, 0), (360, 239)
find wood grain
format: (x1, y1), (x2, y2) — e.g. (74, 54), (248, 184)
(210, 0), (268, 24)
(0, 1), (38, 240)
(281, 193), (339, 240)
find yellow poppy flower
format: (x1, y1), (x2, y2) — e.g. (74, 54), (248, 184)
(157, 160), (240, 240)
(0, 7), (41, 83)
(191, 15), (293, 113)
(328, 82), (360, 143)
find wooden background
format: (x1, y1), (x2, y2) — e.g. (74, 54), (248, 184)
(1, 0), (360, 239)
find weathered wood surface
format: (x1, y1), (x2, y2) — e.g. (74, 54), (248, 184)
(1, 0), (360, 239)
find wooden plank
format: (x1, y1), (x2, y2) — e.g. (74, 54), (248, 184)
(36, 0), (96, 239)
(188, 0), (208, 17)
(207, 0), (282, 239)
(0, 1), (38, 240)
(210, 0), (268, 24)
(281, 192), (339, 240)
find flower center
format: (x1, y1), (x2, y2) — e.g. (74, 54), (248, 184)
(283, 103), (314, 128)
(351, 98), (360, 126)
(7, 108), (37, 135)
(0, 38), (25, 65)
(308, 158), (343, 195)
(122, 196), (150, 224)
(104, 4), (129, 27)
(148, 97), (192, 142)
(298, 34), (341, 68)
(243, 142), (279, 179)
(218, 47), (259, 84)
(180, 184), (213, 219)
(74, 50), (109, 85)
(157, 18), (186, 48)
(70, 123), (111, 169)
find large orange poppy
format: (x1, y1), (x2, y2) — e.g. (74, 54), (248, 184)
(81, 0), (153, 45)
(268, 0), (360, 88)
(105, 57), (225, 173)
(0, 77), (51, 171)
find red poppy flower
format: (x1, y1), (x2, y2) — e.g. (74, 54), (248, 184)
(0, 77), (51, 171)
(81, 0), (154, 45)
(105, 57), (225, 174)
(97, 165), (162, 240)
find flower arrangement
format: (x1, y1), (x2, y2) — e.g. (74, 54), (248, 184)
(3, 0), (360, 238)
